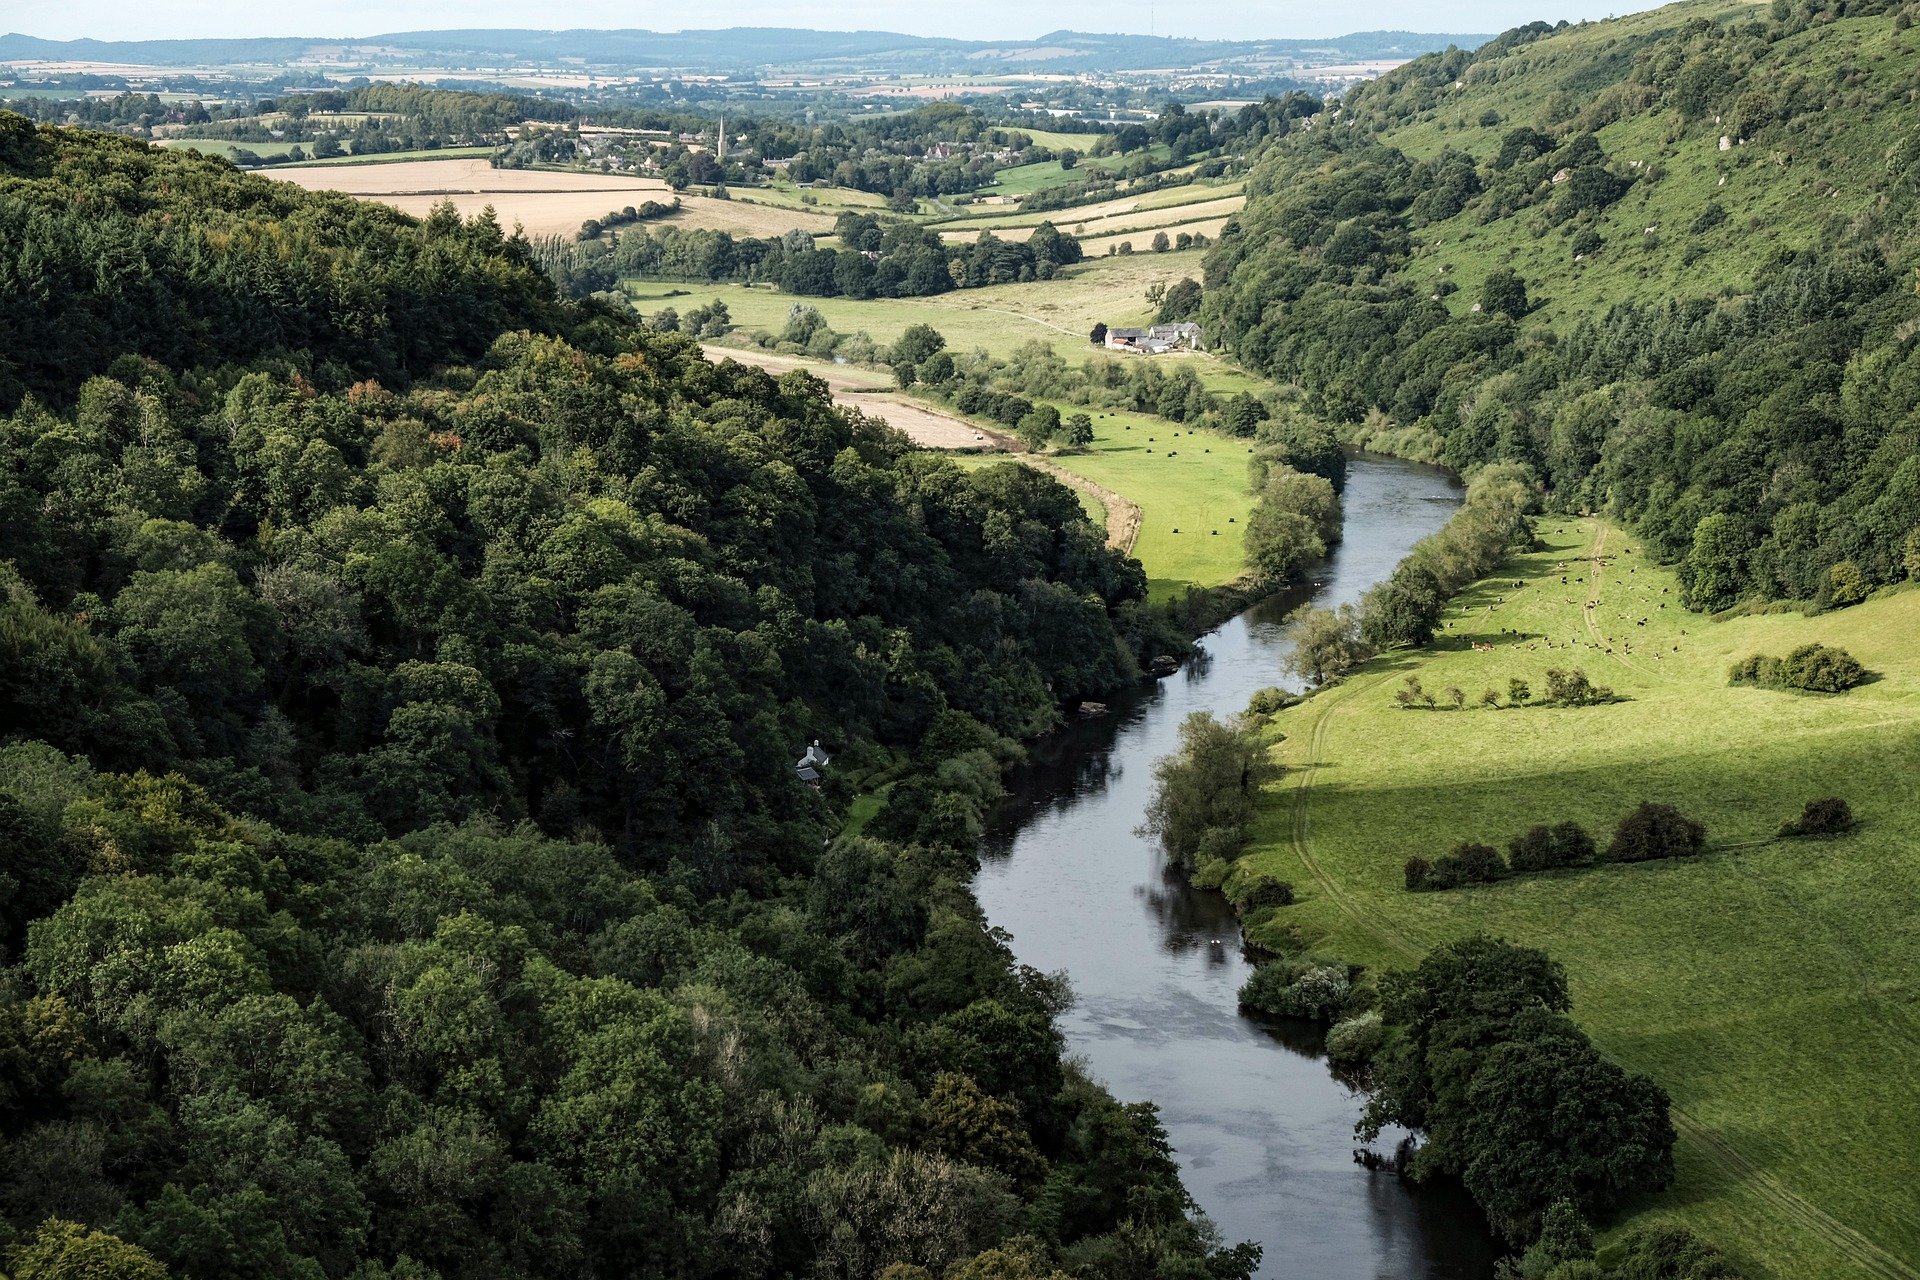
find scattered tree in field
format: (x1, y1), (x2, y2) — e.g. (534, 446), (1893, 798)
(1361, 564), (1445, 649)
(1151, 231), (1172, 252)
(1607, 802), (1707, 863)
(1017, 404), (1062, 450)
(1480, 688), (1500, 708)
(1507, 677), (1531, 705)
(1156, 277), (1202, 322)
(891, 322), (947, 366)
(1445, 686), (1466, 709)
(920, 350), (956, 384)
(1394, 674), (1438, 710)
(1779, 797), (1855, 837)
(1061, 413), (1095, 449)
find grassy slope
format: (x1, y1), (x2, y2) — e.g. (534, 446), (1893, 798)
(1359, 0), (1912, 329)
(1239, 518), (1920, 1279)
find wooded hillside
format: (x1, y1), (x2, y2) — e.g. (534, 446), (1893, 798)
(1203, 0), (1920, 610)
(0, 117), (1244, 1279)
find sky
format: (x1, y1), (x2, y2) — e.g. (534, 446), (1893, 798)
(16, 0), (1655, 44)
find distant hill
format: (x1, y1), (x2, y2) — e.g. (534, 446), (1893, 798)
(0, 27), (1491, 74)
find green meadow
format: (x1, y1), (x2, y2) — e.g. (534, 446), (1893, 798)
(1239, 518), (1920, 1280)
(1038, 406), (1255, 597)
(640, 251), (1258, 385)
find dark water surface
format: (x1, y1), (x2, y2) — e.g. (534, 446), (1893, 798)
(974, 455), (1502, 1279)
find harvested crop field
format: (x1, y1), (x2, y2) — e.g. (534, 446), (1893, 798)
(270, 158), (834, 237)
(699, 345), (1008, 450)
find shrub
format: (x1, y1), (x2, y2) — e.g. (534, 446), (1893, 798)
(1823, 559), (1868, 607)
(1234, 873), (1296, 910)
(1730, 643), (1865, 693)
(1607, 803), (1706, 863)
(1508, 677), (1531, 705)
(1507, 821), (1596, 873)
(1325, 1010), (1386, 1068)
(1245, 686), (1296, 715)
(1780, 643), (1864, 692)
(1779, 796), (1854, 837)
(1544, 667), (1612, 706)
(1415, 841), (1507, 890)
(1239, 959), (1351, 1021)
(1453, 841), (1507, 881)
(1602, 1223), (1741, 1279)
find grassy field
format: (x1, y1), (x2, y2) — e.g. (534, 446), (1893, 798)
(1038, 406), (1255, 597)
(271, 145), (495, 167)
(1238, 518), (1920, 1279)
(633, 250), (1251, 376)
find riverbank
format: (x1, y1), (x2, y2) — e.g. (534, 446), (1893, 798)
(1236, 517), (1920, 1278)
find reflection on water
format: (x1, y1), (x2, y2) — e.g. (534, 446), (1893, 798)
(973, 456), (1501, 1279)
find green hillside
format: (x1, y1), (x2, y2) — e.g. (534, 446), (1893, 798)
(1202, 0), (1920, 611)
(1239, 523), (1920, 1278)
(0, 116), (1245, 1280)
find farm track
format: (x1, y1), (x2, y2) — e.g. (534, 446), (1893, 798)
(1275, 522), (1919, 1280)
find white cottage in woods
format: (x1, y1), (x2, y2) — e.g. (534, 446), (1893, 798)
(1104, 322), (1204, 354)
(795, 741), (831, 786)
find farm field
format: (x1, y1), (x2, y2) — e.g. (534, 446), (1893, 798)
(1037, 404), (1254, 596)
(1239, 519), (1920, 1279)
(633, 250), (1251, 379)
(697, 344), (1006, 450)
(934, 183), (1245, 235)
(269, 156), (837, 236)
(938, 193), (1245, 253)
(269, 145), (495, 166)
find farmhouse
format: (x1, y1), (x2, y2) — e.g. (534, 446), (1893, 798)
(1104, 322), (1204, 354)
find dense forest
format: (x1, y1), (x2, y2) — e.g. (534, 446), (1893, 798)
(1201, 0), (1920, 612)
(0, 116), (1254, 1279)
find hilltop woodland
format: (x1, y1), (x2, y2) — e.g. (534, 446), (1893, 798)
(0, 115), (1253, 1279)
(1201, 0), (1920, 613)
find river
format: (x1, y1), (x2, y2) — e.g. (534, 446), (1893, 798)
(973, 454), (1501, 1278)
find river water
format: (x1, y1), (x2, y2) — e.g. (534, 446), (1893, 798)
(974, 455), (1501, 1279)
